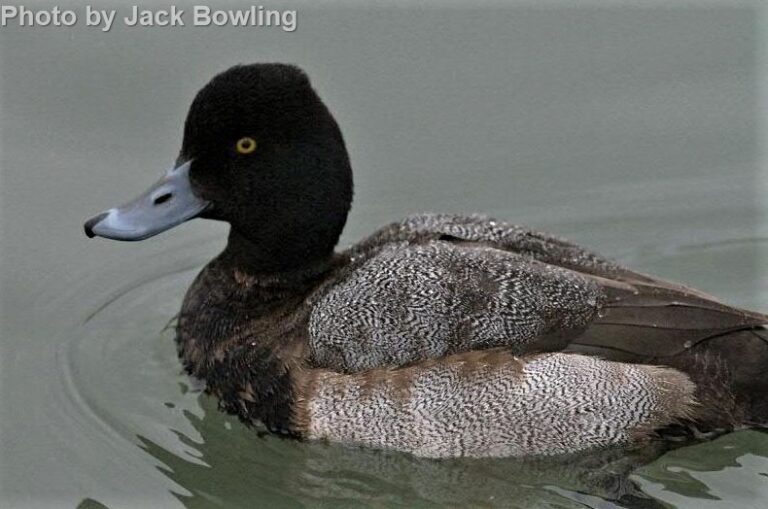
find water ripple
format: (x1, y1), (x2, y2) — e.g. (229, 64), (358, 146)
(40, 234), (768, 508)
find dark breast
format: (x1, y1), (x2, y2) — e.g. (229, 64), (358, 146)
(175, 258), (327, 435)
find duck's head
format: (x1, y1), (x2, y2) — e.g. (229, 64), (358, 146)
(84, 63), (353, 271)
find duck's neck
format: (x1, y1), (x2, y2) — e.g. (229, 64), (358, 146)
(176, 233), (338, 377)
(223, 225), (338, 274)
(218, 229), (340, 302)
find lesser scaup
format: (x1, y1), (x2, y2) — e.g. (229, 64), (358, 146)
(84, 64), (768, 457)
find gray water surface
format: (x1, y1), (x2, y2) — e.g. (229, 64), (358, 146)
(2, 1), (768, 507)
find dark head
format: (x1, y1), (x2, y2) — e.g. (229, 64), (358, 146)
(84, 64), (353, 272)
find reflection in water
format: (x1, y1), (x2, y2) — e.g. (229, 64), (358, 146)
(0, 198), (757, 509)
(77, 499), (112, 509)
(636, 430), (768, 508)
(139, 393), (676, 509)
(60, 236), (768, 508)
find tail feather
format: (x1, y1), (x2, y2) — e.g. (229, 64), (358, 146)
(662, 328), (768, 428)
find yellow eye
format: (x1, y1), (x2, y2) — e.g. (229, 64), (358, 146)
(235, 137), (258, 154)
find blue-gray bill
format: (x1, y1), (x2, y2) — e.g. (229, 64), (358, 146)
(83, 160), (209, 241)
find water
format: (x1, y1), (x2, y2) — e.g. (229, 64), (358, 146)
(2, 1), (768, 507)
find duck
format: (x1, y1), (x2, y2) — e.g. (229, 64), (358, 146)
(84, 63), (768, 458)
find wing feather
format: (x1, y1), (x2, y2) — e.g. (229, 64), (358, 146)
(311, 214), (768, 371)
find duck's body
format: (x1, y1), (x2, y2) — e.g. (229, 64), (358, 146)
(85, 64), (768, 458)
(177, 214), (768, 457)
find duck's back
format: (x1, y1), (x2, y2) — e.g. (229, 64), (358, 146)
(310, 239), (603, 372)
(307, 214), (768, 427)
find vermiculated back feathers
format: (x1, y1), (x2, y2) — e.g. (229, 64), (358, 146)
(310, 240), (603, 372)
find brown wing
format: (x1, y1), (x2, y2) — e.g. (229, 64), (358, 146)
(563, 270), (768, 361)
(565, 270), (768, 426)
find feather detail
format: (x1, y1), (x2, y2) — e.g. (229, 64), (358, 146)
(297, 350), (697, 458)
